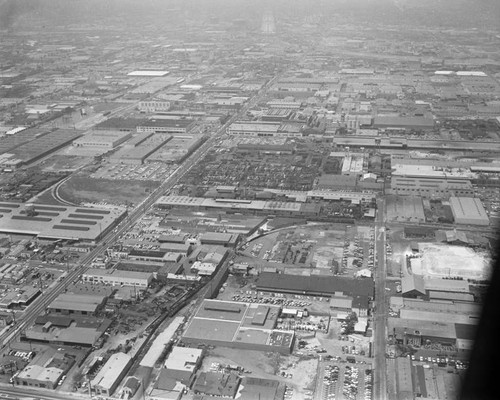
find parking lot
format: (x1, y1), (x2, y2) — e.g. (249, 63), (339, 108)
(316, 361), (373, 400)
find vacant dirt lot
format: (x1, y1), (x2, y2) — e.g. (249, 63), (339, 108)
(58, 175), (159, 205)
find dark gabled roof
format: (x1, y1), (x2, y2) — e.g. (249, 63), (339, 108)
(34, 315), (73, 327)
(256, 272), (374, 298)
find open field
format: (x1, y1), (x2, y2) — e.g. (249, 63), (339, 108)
(57, 175), (160, 206)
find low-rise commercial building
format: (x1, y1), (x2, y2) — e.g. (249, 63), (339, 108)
(91, 352), (132, 396)
(15, 349), (75, 389)
(82, 268), (153, 287)
(164, 346), (202, 386)
(47, 293), (107, 316)
(192, 372), (241, 398)
(199, 232), (240, 248)
(23, 315), (111, 348)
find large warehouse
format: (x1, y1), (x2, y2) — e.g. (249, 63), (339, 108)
(6, 129), (83, 168)
(155, 196), (320, 218)
(182, 299), (294, 354)
(0, 202), (127, 242)
(449, 197), (489, 226)
(72, 130), (132, 149)
(256, 272), (374, 300)
(109, 134), (172, 165)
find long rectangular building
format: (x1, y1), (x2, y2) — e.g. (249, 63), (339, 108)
(7, 129), (83, 168)
(256, 272), (374, 299)
(92, 352), (132, 396)
(155, 196), (320, 217)
(82, 268), (153, 287)
(0, 203), (126, 242)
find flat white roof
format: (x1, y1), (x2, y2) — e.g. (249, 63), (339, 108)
(140, 317), (184, 368)
(127, 70), (169, 77)
(164, 346), (202, 371)
(434, 71), (454, 75)
(457, 71), (487, 77)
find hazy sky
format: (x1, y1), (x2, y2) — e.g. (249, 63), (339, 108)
(0, 0), (498, 31)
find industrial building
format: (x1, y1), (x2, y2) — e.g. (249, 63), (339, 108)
(91, 352), (132, 396)
(0, 286), (41, 309)
(146, 135), (204, 164)
(155, 196), (320, 218)
(109, 134), (172, 165)
(389, 317), (477, 352)
(94, 117), (194, 134)
(182, 300), (295, 354)
(72, 130), (132, 149)
(0, 202), (127, 242)
(15, 348), (75, 389)
(5, 129), (83, 168)
(82, 268), (153, 287)
(163, 346), (203, 386)
(47, 293), (107, 316)
(228, 122), (280, 136)
(199, 232), (240, 248)
(137, 119), (195, 134)
(256, 272), (374, 301)
(237, 377), (284, 400)
(140, 317), (185, 369)
(449, 197), (490, 226)
(148, 369), (185, 400)
(127, 70), (170, 77)
(372, 116), (435, 130)
(138, 100), (171, 113)
(390, 164), (475, 197)
(390, 176), (474, 197)
(193, 372), (241, 398)
(22, 315), (111, 347)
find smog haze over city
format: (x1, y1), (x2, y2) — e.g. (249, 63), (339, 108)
(0, 1), (499, 400)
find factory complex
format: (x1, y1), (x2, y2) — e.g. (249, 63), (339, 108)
(0, 202), (126, 242)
